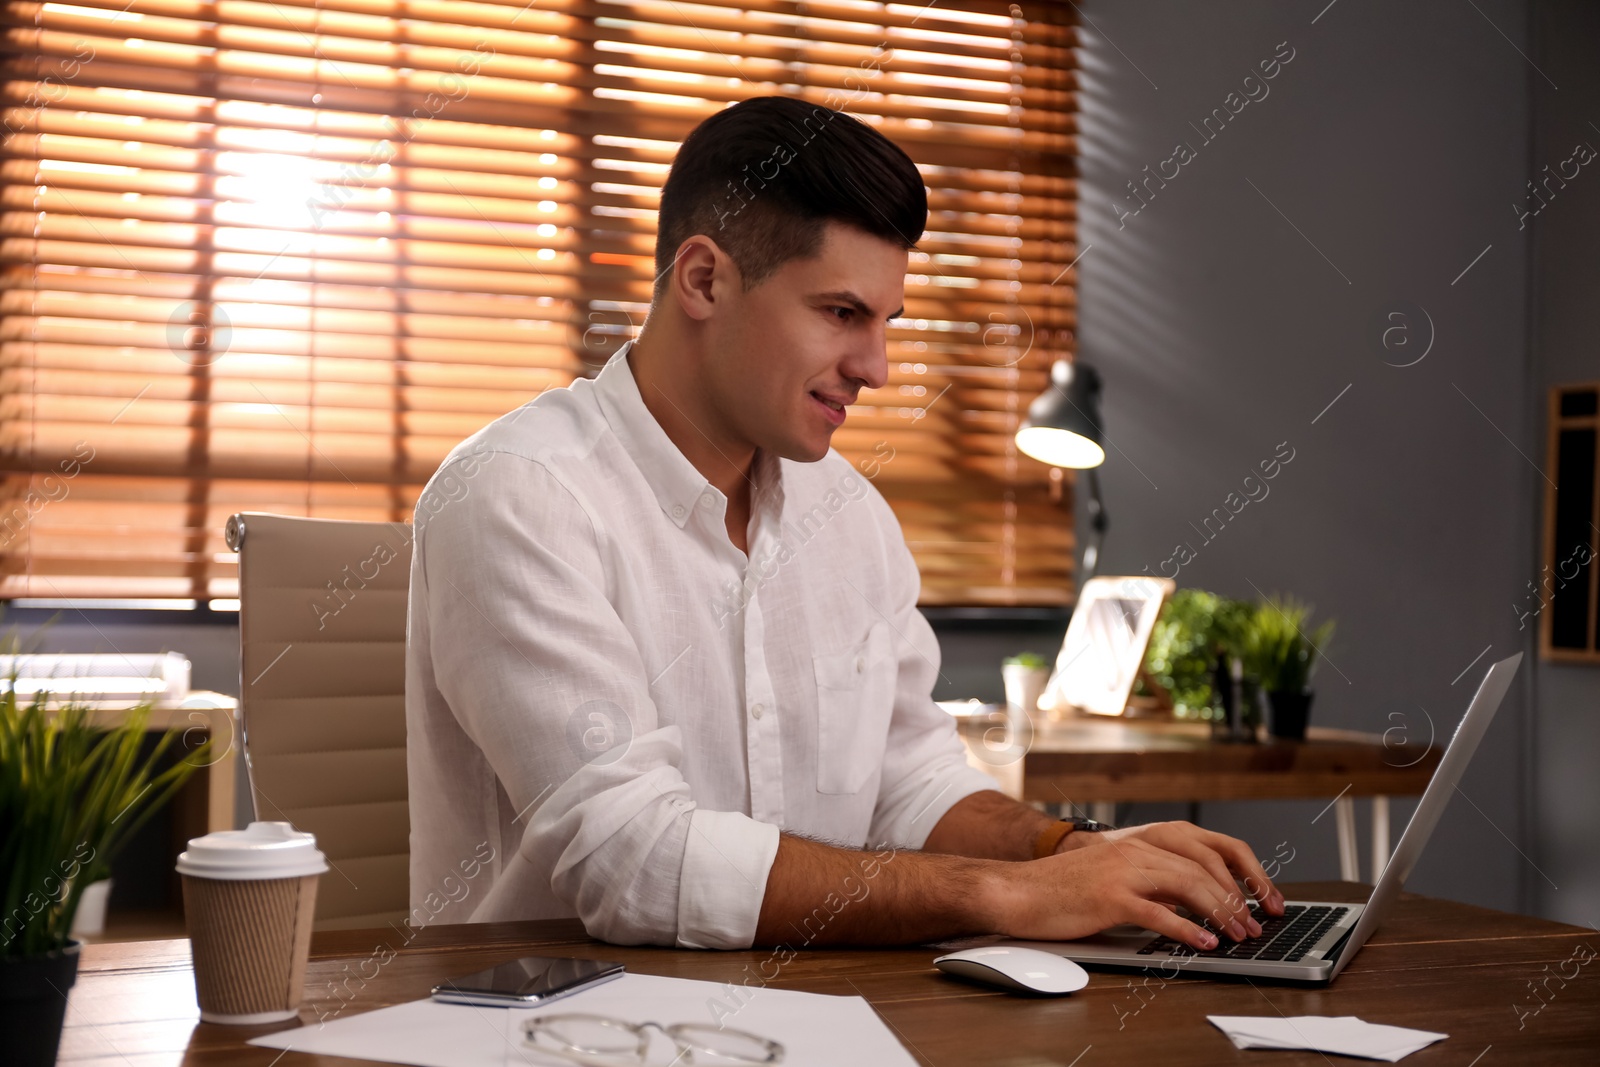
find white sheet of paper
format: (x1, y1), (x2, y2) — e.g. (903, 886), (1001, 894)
(250, 972), (916, 1067)
(1208, 1015), (1448, 1062)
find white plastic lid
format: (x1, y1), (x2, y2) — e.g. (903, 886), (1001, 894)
(176, 821), (328, 881)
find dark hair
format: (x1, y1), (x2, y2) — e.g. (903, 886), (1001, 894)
(652, 96), (927, 300)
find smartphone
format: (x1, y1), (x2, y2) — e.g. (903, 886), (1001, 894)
(430, 955), (625, 1008)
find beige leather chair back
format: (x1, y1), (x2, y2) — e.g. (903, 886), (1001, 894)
(227, 512), (412, 931)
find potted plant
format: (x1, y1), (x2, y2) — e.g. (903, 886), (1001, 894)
(0, 672), (210, 1066)
(1243, 595), (1336, 740)
(1140, 589), (1253, 722)
(1208, 595), (1264, 739)
(1001, 652), (1052, 720)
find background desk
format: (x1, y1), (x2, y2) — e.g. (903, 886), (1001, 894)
(72, 693), (240, 940)
(959, 715), (1441, 882)
(61, 882), (1597, 1065)
(77, 692), (241, 836)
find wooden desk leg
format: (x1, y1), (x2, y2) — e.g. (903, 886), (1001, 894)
(1371, 796), (1391, 882)
(208, 734), (237, 834)
(192, 706), (240, 834)
(1335, 796), (1359, 882)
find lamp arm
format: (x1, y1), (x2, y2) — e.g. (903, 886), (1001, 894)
(1081, 465), (1108, 581)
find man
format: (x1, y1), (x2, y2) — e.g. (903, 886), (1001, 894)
(407, 96), (1281, 951)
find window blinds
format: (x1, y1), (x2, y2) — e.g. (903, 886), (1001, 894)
(1, 0), (1077, 605)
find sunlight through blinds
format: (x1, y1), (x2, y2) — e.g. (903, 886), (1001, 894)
(1, 0), (1078, 605)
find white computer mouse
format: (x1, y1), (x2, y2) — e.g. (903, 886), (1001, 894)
(933, 945), (1090, 995)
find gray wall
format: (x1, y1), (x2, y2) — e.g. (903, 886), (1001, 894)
(1528, 0), (1600, 929)
(1070, 0), (1595, 920)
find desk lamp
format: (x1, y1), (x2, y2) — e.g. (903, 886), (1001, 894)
(1015, 360), (1107, 581)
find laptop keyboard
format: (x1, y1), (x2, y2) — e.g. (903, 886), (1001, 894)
(1136, 904), (1351, 963)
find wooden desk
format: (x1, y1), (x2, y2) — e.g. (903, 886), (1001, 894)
(59, 882), (1598, 1065)
(959, 715), (1441, 883)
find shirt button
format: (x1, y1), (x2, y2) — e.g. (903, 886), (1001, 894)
(751, 702), (764, 719)
(671, 504), (685, 519)
(700, 491), (715, 508)
(855, 656), (866, 673)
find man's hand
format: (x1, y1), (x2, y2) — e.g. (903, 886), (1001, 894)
(1032, 820), (1284, 947)
(975, 837), (1246, 950)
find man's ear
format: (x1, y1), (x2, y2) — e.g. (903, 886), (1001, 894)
(669, 235), (735, 321)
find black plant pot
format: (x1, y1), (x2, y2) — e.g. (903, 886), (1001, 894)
(1268, 690), (1315, 741)
(0, 939), (82, 1067)
(1209, 657), (1260, 742)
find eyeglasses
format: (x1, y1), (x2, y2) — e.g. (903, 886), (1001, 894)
(521, 1012), (785, 1066)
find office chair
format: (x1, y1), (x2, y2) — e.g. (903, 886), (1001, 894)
(227, 512), (413, 931)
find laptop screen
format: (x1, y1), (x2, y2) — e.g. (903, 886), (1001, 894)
(1328, 652), (1522, 977)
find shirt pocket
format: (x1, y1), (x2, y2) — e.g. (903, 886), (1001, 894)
(812, 620), (897, 795)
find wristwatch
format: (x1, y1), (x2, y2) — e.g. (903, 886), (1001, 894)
(1032, 816), (1115, 860)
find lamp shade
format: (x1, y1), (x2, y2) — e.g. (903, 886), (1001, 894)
(1016, 360), (1106, 469)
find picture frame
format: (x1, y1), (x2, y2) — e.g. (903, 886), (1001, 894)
(1037, 576), (1176, 718)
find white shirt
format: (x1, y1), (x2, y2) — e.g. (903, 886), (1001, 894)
(405, 342), (996, 948)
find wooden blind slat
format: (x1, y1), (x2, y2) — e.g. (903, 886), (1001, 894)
(1, 0), (1077, 606)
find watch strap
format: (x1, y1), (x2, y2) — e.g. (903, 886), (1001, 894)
(1032, 820), (1076, 859)
(1033, 817), (1114, 860)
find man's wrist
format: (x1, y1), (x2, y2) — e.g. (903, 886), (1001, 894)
(1055, 827), (1098, 854)
(967, 859), (1016, 934)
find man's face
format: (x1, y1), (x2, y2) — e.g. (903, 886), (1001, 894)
(705, 221), (905, 464)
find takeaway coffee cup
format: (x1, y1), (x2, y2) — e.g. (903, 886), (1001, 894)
(177, 821), (327, 1024)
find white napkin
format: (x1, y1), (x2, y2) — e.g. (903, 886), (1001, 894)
(1208, 1015), (1447, 1062)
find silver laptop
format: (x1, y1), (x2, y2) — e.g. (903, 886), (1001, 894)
(1008, 652), (1522, 982)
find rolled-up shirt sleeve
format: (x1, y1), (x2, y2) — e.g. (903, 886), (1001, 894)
(865, 497), (1000, 850)
(415, 452), (778, 948)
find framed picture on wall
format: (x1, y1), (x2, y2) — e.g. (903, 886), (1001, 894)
(1539, 382), (1600, 663)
